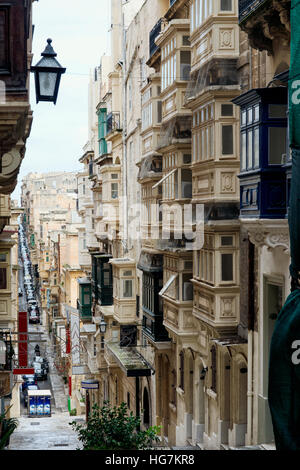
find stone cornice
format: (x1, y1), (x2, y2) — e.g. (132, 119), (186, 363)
(241, 218), (289, 252)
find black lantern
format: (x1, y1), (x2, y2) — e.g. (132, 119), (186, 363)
(99, 317), (107, 334)
(31, 39), (66, 105)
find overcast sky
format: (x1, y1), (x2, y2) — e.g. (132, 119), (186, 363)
(12, 0), (111, 202)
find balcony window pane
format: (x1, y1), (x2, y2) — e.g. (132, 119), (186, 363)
(220, 0), (232, 10)
(0, 268), (7, 289)
(181, 169), (192, 199)
(111, 183), (118, 199)
(182, 273), (193, 301)
(247, 129), (253, 169)
(268, 127), (287, 165)
(157, 101), (162, 123)
(254, 105), (259, 122)
(123, 279), (133, 298)
(191, 2), (194, 32)
(210, 126), (214, 157)
(222, 125), (233, 155)
(247, 107), (253, 124)
(221, 253), (233, 281)
(269, 104), (287, 119)
(254, 127), (259, 168)
(221, 236), (233, 246)
(241, 110), (246, 126)
(221, 104), (233, 116)
(180, 51), (191, 81)
(241, 132), (246, 170)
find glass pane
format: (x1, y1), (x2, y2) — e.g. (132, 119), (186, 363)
(0, 267), (7, 289)
(241, 132), (246, 170)
(247, 129), (253, 169)
(123, 270), (132, 277)
(182, 273), (193, 301)
(222, 125), (233, 155)
(247, 107), (253, 124)
(123, 280), (133, 298)
(220, 0), (232, 10)
(269, 104), (287, 119)
(221, 236), (233, 246)
(39, 72), (57, 97)
(221, 104), (233, 116)
(180, 51), (191, 80)
(103, 271), (110, 286)
(254, 105), (259, 122)
(254, 127), (260, 167)
(221, 253), (233, 281)
(241, 110), (246, 126)
(268, 127), (287, 165)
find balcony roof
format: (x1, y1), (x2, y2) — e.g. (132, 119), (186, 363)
(105, 341), (151, 377)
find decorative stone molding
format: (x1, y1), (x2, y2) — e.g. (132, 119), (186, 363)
(242, 219), (290, 253)
(240, 0), (291, 56)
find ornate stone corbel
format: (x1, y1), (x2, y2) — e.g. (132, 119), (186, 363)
(246, 223), (290, 254)
(273, 0), (291, 33)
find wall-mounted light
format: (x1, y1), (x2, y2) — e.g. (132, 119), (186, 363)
(31, 39), (66, 105)
(99, 317), (107, 334)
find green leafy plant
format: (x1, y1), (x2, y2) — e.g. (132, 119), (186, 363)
(69, 408), (77, 416)
(70, 401), (160, 450)
(0, 406), (18, 450)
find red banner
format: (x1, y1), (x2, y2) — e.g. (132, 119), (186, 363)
(66, 326), (71, 354)
(13, 368), (34, 375)
(18, 311), (28, 367)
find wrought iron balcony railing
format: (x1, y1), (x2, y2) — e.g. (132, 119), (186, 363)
(239, 0), (268, 23)
(149, 18), (162, 58)
(106, 112), (122, 135)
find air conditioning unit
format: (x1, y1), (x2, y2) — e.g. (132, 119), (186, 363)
(181, 181), (192, 199)
(183, 282), (193, 301)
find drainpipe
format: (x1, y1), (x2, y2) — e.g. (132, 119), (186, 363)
(122, 11), (128, 255)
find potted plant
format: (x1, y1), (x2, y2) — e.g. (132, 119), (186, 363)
(0, 406), (18, 449)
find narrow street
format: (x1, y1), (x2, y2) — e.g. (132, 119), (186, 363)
(6, 226), (84, 450)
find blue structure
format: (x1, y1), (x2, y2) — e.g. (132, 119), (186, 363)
(232, 87), (288, 219)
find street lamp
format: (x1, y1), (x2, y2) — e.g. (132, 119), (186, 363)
(31, 38), (66, 105)
(99, 317), (107, 334)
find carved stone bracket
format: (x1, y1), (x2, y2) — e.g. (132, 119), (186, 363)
(242, 219), (290, 253)
(241, 0), (291, 55)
